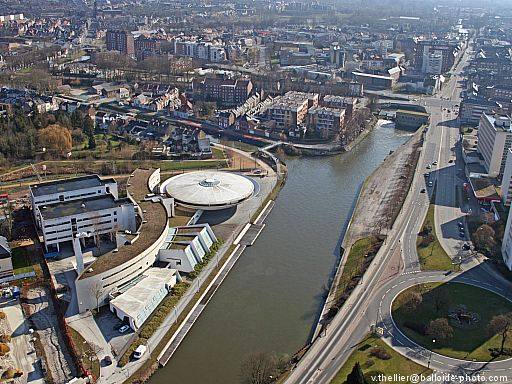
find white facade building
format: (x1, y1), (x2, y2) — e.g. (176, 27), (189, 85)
(158, 224), (218, 273)
(502, 148), (512, 206)
(30, 175), (118, 229)
(36, 194), (137, 253)
(109, 268), (178, 330)
(476, 113), (512, 178)
(0, 237), (12, 279)
(502, 210), (512, 270)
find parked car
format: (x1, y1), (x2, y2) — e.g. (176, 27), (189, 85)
(432, 161), (438, 165)
(103, 356), (112, 366)
(118, 325), (130, 334)
(133, 345), (147, 359)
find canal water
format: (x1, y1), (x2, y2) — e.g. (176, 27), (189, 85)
(149, 121), (411, 384)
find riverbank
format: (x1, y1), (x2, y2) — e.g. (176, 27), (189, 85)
(312, 125), (424, 339)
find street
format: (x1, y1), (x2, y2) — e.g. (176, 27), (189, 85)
(284, 42), (512, 384)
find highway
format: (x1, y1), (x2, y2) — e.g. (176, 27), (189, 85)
(284, 42), (512, 384)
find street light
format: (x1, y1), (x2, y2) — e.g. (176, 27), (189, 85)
(428, 339), (436, 369)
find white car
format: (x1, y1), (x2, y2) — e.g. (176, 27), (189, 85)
(118, 325), (130, 334)
(133, 345), (147, 359)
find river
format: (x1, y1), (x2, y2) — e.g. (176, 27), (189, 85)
(149, 121), (411, 384)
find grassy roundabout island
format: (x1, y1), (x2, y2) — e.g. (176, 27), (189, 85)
(392, 282), (512, 361)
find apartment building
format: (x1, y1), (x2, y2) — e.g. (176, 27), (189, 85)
(502, 209), (512, 270)
(477, 113), (512, 178)
(307, 107), (346, 139)
(415, 40), (459, 74)
(192, 77), (253, 106)
(106, 30), (135, 57)
(265, 91), (319, 129)
(459, 96), (500, 126)
(321, 95), (357, 118)
(501, 148), (512, 206)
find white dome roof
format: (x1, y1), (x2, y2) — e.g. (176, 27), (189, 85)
(164, 171), (254, 209)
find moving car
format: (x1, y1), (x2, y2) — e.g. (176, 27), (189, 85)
(428, 181), (433, 187)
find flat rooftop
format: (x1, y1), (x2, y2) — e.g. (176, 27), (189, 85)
(109, 268), (178, 321)
(79, 168), (168, 279)
(39, 195), (131, 221)
(469, 176), (500, 201)
(30, 175), (114, 197)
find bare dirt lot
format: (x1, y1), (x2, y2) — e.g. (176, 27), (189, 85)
(23, 287), (77, 383)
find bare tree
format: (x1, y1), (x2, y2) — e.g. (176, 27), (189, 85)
(400, 290), (423, 313)
(89, 281), (104, 313)
(240, 352), (282, 384)
(488, 313), (512, 355)
(431, 289), (451, 315)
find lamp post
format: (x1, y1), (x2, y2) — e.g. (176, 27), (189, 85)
(428, 339), (436, 369)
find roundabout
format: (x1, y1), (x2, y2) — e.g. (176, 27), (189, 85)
(391, 282), (512, 362)
(375, 271), (512, 377)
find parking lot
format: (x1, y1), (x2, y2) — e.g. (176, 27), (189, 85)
(94, 308), (134, 356)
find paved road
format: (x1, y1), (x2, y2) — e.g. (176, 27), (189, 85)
(284, 41), (512, 384)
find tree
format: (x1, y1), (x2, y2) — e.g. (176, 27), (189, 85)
(239, 352), (282, 384)
(488, 313), (512, 355)
(400, 290), (423, 312)
(88, 134), (97, 150)
(71, 110), (84, 130)
(90, 281), (103, 312)
(431, 289), (451, 315)
(346, 362), (367, 384)
(473, 224), (497, 255)
(38, 124), (73, 156)
(83, 115), (95, 135)
(427, 318), (454, 341)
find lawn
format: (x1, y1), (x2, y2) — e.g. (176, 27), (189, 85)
(169, 209), (194, 228)
(392, 282), (512, 361)
(336, 236), (382, 297)
(11, 246), (35, 275)
(417, 205), (456, 271)
(330, 334), (431, 384)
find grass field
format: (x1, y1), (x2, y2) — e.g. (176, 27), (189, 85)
(11, 246), (35, 275)
(392, 282), (512, 361)
(417, 205), (456, 271)
(330, 334), (431, 384)
(336, 236), (382, 297)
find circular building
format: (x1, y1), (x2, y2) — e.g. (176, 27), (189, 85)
(163, 171), (255, 210)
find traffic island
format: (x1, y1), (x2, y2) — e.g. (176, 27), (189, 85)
(330, 334), (431, 384)
(417, 204), (456, 271)
(391, 282), (512, 361)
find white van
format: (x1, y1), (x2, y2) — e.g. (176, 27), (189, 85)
(133, 345), (147, 359)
